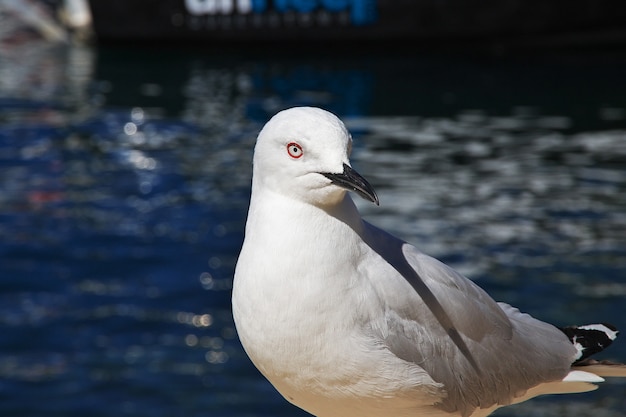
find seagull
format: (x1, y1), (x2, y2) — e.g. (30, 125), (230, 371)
(232, 107), (626, 417)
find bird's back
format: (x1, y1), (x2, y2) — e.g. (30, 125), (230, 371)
(358, 220), (578, 415)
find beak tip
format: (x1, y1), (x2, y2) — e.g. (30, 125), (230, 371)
(323, 163), (379, 206)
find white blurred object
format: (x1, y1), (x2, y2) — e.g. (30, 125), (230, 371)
(60, 0), (91, 31)
(0, 0), (92, 45)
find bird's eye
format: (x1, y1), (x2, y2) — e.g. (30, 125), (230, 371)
(287, 142), (303, 159)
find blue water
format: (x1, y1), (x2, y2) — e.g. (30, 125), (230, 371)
(1, 42), (625, 416)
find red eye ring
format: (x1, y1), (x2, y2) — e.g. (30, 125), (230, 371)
(287, 142), (303, 159)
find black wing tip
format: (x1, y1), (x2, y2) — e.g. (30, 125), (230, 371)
(560, 323), (619, 364)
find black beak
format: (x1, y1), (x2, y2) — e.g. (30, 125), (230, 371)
(322, 163), (379, 205)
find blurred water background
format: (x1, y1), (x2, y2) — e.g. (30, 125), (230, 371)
(1, 34), (626, 417)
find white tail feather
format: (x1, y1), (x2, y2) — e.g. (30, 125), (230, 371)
(563, 370), (605, 383)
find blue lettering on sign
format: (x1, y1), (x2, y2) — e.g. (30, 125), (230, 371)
(251, 0), (377, 25)
(291, 0), (318, 13)
(185, 0), (377, 25)
(321, 0), (349, 11)
(251, 0), (266, 11)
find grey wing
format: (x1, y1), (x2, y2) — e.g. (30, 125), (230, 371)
(362, 222), (577, 415)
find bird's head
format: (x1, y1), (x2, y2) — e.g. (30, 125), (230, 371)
(252, 107), (379, 207)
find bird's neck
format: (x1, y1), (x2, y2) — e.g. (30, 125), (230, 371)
(323, 195), (365, 232)
(248, 188), (365, 237)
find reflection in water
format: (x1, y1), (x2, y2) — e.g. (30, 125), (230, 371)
(0, 42), (625, 417)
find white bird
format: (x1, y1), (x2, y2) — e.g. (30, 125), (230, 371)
(232, 107), (626, 417)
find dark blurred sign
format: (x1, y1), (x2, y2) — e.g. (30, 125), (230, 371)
(88, 0), (626, 46)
